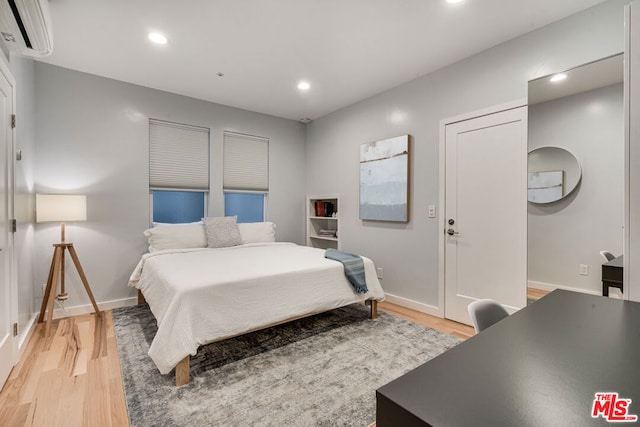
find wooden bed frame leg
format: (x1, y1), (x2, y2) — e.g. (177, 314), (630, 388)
(176, 356), (190, 386)
(137, 290), (146, 305)
(369, 300), (378, 320)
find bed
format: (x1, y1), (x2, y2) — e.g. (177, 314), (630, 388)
(128, 220), (385, 386)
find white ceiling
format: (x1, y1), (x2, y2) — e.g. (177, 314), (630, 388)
(37, 0), (607, 121)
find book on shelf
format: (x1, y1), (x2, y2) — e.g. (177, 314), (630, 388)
(318, 229), (337, 238)
(324, 202), (334, 217)
(314, 200), (335, 217)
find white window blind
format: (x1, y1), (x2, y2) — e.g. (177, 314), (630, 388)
(223, 132), (269, 191)
(149, 119), (210, 190)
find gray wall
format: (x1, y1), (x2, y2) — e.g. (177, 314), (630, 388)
(305, 0), (628, 310)
(33, 63), (307, 311)
(528, 84), (623, 294)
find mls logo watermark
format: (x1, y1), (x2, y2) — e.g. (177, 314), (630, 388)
(592, 392), (638, 422)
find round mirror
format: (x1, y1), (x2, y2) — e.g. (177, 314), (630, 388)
(527, 146), (581, 204)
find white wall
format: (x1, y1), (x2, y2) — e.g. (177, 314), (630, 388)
(528, 84), (623, 294)
(305, 0), (628, 311)
(33, 63), (307, 313)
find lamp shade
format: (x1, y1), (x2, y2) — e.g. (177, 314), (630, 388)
(36, 194), (87, 223)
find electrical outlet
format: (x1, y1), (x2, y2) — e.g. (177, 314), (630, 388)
(376, 268), (383, 279)
(428, 205), (436, 218)
(579, 264), (589, 276)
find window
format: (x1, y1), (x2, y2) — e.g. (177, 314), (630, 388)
(223, 132), (269, 223)
(149, 119), (210, 223)
(153, 190), (205, 223)
(224, 192), (267, 223)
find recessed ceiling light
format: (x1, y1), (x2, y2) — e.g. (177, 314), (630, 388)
(148, 32), (168, 45)
(297, 81), (311, 91)
(550, 73), (567, 83)
(446, 0), (464, 4)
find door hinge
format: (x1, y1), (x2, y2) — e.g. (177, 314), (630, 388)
(11, 114), (15, 129)
(10, 219), (16, 233)
(13, 322), (17, 337)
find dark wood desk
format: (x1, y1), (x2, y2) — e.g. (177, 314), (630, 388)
(602, 255), (623, 296)
(376, 290), (640, 426)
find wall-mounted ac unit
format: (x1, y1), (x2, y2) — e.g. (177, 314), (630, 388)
(0, 0), (53, 57)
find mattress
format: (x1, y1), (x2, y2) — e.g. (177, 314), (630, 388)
(128, 242), (385, 374)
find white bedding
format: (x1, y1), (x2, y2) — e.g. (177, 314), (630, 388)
(128, 242), (385, 374)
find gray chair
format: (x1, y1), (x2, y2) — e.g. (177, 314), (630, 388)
(600, 250), (615, 262)
(467, 299), (509, 333)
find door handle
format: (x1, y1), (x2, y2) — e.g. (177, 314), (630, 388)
(446, 228), (459, 236)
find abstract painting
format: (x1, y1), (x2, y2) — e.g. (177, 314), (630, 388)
(360, 135), (409, 222)
(527, 170), (564, 203)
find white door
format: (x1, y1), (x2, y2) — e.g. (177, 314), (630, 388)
(444, 106), (527, 324)
(0, 63), (12, 388)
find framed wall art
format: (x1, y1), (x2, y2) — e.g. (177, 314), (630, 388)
(527, 170), (564, 203)
(359, 134), (410, 222)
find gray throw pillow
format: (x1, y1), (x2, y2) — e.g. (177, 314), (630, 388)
(203, 216), (242, 248)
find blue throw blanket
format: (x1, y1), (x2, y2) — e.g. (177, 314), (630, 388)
(325, 249), (368, 293)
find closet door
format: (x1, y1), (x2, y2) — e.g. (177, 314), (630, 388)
(444, 106), (528, 324)
(0, 60), (13, 389)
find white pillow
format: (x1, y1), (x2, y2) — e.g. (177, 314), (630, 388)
(238, 222), (277, 244)
(144, 223), (207, 252)
(203, 216), (243, 248)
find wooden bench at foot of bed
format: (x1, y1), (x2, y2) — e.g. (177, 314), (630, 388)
(174, 299), (379, 386)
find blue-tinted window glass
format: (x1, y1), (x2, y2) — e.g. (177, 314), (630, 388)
(153, 190), (205, 223)
(224, 193), (264, 223)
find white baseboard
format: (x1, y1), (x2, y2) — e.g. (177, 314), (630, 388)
(49, 296), (138, 320)
(16, 314), (37, 360)
(383, 293), (443, 317)
(527, 280), (605, 297)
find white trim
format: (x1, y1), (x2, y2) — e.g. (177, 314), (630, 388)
(223, 130), (269, 143)
(438, 99), (528, 320)
(49, 296), (138, 320)
(0, 55), (18, 380)
(384, 292), (442, 317)
(308, 194), (340, 201)
(440, 98), (527, 126)
(16, 314), (36, 360)
(150, 187), (210, 193)
(437, 120), (446, 316)
(623, 4), (631, 301)
(149, 118), (209, 133)
(527, 280), (601, 296)
(223, 189), (268, 195)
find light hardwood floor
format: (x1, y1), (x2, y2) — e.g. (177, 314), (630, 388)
(1, 292), (550, 426)
(0, 311), (128, 426)
(528, 287), (550, 301)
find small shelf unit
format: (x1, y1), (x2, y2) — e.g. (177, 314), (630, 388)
(307, 195), (340, 250)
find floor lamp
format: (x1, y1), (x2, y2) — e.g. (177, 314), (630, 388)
(36, 194), (101, 336)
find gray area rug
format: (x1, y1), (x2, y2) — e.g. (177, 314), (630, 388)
(113, 303), (461, 427)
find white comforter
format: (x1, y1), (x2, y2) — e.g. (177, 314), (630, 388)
(128, 242), (385, 374)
